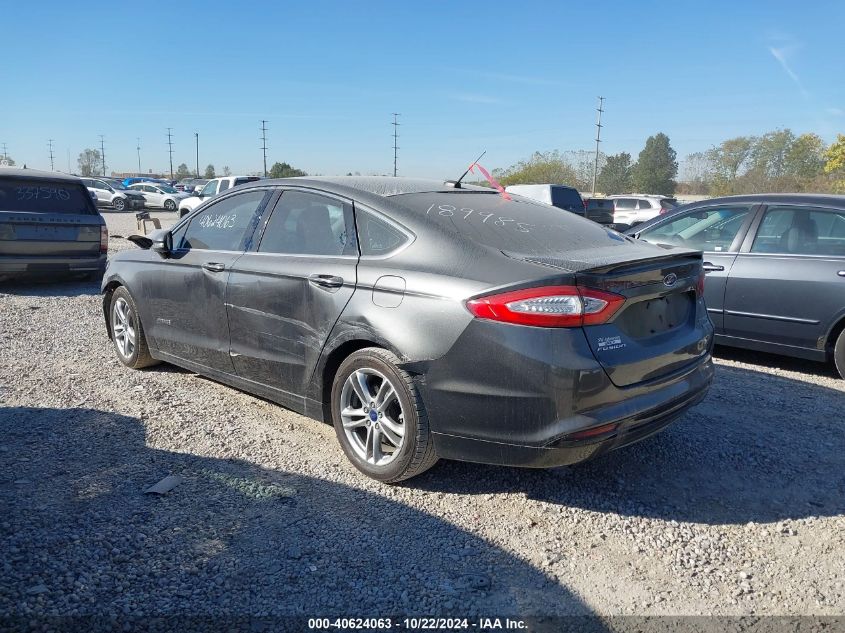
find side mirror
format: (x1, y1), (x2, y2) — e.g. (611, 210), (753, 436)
(149, 229), (173, 257)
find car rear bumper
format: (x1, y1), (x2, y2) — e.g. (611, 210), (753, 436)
(417, 317), (714, 468)
(429, 359), (713, 467)
(0, 254), (106, 277)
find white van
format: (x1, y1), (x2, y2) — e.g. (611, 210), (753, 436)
(504, 184), (585, 216)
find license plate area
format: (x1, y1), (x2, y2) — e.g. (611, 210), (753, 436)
(615, 291), (693, 338)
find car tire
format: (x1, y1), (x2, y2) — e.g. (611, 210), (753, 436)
(113, 197), (126, 212)
(331, 347), (438, 483)
(109, 286), (159, 369)
(164, 199), (176, 211)
(834, 328), (845, 380)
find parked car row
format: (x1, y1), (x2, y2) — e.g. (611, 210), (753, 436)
(177, 176), (261, 216)
(502, 184), (677, 229)
(81, 177), (146, 212)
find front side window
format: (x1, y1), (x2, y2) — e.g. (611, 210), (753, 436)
(200, 181), (217, 197)
(752, 206), (845, 256)
(259, 190), (354, 256)
(641, 205), (752, 252)
(180, 190), (268, 251)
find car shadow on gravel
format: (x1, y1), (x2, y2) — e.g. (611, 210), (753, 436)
(0, 406), (603, 626)
(413, 365), (845, 526)
(0, 279), (100, 298)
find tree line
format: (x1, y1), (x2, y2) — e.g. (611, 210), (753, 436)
(492, 130), (845, 197)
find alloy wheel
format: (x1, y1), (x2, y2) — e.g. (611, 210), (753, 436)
(112, 297), (136, 359)
(339, 368), (405, 466)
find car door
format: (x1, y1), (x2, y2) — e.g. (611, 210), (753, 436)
(130, 185), (153, 206)
(226, 188), (359, 405)
(723, 204), (845, 355)
(139, 189), (272, 373)
(634, 203), (757, 331)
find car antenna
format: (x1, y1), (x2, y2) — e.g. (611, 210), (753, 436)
(445, 151), (486, 189)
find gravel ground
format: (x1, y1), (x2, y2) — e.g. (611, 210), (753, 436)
(1, 211), (844, 623)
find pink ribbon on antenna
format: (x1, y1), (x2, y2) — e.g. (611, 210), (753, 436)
(469, 163), (511, 200)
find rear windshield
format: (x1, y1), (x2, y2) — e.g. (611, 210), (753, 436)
(550, 186), (583, 211)
(234, 177), (261, 186)
(660, 198), (678, 208)
(0, 178), (96, 214)
(397, 192), (625, 255)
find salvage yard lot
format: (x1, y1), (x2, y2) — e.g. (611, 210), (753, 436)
(1, 211), (844, 618)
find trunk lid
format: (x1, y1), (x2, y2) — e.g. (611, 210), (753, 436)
(575, 252), (709, 387)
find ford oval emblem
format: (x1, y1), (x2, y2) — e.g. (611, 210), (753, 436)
(663, 273), (678, 287)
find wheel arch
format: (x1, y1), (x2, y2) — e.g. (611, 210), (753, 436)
(826, 312), (845, 358)
(102, 280), (123, 339)
(318, 338), (390, 424)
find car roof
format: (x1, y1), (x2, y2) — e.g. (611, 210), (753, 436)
(681, 193), (845, 208)
(240, 176), (489, 198)
(0, 168), (83, 183)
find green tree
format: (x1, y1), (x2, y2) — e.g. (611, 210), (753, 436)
(632, 133), (677, 194)
(824, 134), (845, 193)
(268, 161), (307, 178)
(596, 152), (633, 195)
(204, 164), (216, 179)
(175, 163), (191, 180)
(494, 151), (578, 187)
(785, 133), (825, 181)
(77, 149), (104, 177)
(750, 129), (795, 180)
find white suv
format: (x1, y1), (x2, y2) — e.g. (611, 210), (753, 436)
(177, 176), (261, 216)
(609, 195), (678, 226)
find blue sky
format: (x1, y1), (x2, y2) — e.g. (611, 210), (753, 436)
(3, 0), (844, 179)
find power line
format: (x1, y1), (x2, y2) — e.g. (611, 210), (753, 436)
(392, 113), (400, 177)
(99, 134), (106, 176)
(136, 138), (141, 174)
(591, 96), (604, 196)
(260, 120), (268, 177)
(48, 139), (55, 171)
(166, 128), (174, 180)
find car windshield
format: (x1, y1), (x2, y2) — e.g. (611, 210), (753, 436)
(108, 181), (129, 190)
(158, 185), (178, 193)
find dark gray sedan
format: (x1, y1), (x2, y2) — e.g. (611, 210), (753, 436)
(627, 194), (845, 378)
(102, 177), (714, 481)
(0, 169), (107, 281)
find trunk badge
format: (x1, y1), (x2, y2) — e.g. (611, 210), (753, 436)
(663, 273), (678, 287)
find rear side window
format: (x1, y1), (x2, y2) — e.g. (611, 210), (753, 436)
(550, 187), (583, 211)
(259, 190), (356, 256)
(357, 208), (409, 256)
(614, 198), (637, 209)
(218, 180), (231, 193)
(752, 206), (845, 256)
(0, 178), (96, 214)
(180, 190), (268, 251)
(637, 199), (654, 210)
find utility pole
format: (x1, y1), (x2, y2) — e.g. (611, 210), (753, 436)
(1, 143), (7, 161)
(260, 120), (268, 177)
(392, 113), (400, 177)
(166, 128), (174, 179)
(194, 132), (199, 178)
(591, 96), (604, 196)
(99, 134), (106, 176)
(48, 140), (55, 171)
(136, 138), (142, 174)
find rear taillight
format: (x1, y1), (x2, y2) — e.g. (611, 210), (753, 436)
(466, 285), (625, 328)
(100, 225), (109, 254)
(696, 269), (705, 297)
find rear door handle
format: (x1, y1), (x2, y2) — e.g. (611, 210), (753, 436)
(702, 262), (725, 272)
(308, 274), (344, 289)
(202, 262), (226, 273)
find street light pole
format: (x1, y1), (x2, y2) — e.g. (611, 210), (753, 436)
(194, 132), (199, 178)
